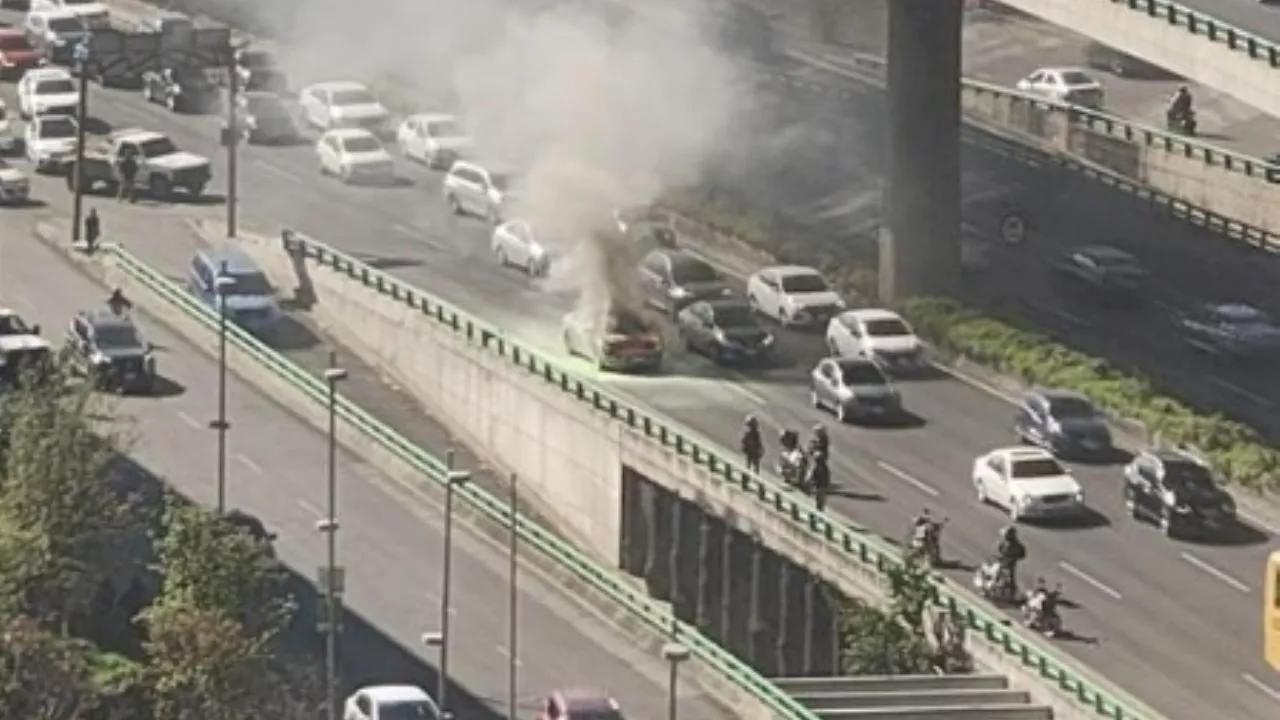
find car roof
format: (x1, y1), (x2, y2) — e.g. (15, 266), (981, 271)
(554, 689), (619, 712)
(26, 67), (73, 81)
(1075, 244), (1136, 262)
(309, 80), (370, 93)
(831, 355), (881, 370)
(243, 90), (283, 101)
(841, 307), (904, 323)
(1144, 448), (1203, 465)
(0, 335), (51, 351)
(702, 298), (749, 312)
(1040, 66), (1093, 78)
(764, 264), (821, 278)
(325, 127), (379, 141)
(1207, 302), (1266, 317)
(31, 8), (83, 21)
(1031, 388), (1091, 404)
(361, 684), (432, 703)
(79, 309), (135, 329)
(111, 128), (165, 143)
(0, 308), (17, 318)
(198, 244), (261, 274)
(410, 112), (458, 124)
(994, 446), (1057, 462)
(665, 249), (711, 267)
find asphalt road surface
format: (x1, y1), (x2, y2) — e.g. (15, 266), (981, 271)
(3, 2), (1280, 718)
(0, 215), (728, 720)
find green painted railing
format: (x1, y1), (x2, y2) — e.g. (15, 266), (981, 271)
(1109, 0), (1280, 67)
(104, 244), (819, 720)
(274, 230), (1162, 720)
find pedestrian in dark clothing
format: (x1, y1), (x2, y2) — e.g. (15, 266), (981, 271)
(808, 449), (831, 511)
(741, 415), (763, 474)
(117, 149), (138, 203)
(84, 208), (100, 253)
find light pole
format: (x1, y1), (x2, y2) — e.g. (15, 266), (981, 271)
(69, 38), (90, 245)
(661, 641), (690, 720)
(439, 449), (470, 717)
(210, 264), (235, 513)
(506, 473), (519, 720)
(224, 43), (241, 237)
(420, 632), (451, 719)
(318, 353), (348, 720)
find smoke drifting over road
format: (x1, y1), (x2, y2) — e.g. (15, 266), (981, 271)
(282, 0), (753, 324)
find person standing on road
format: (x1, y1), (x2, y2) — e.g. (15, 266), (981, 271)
(84, 208), (100, 253)
(741, 415), (763, 474)
(116, 147), (138, 203)
(807, 448), (831, 511)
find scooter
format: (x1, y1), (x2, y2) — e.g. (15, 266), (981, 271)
(1166, 108), (1198, 136)
(1022, 585), (1064, 637)
(905, 518), (947, 567)
(973, 558), (1020, 604)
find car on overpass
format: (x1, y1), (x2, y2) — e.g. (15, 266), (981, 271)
(745, 264), (845, 329)
(536, 689), (624, 720)
(1179, 302), (1280, 360)
(676, 298), (775, 365)
(1050, 244), (1148, 303)
(1015, 67), (1105, 109)
(562, 306), (665, 373)
(343, 684), (439, 720)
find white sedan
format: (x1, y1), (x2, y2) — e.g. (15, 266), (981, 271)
(973, 447), (1086, 522)
(298, 81), (390, 133)
(0, 158), (30, 205)
(491, 219), (550, 275)
(825, 308), (926, 370)
(0, 99), (18, 156)
(1015, 67), (1104, 109)
(343, 684), (440, 720)
(24, 114), (78, 171)
(315, 128), (395, 184)
(17, 67), (78, 119)
(745, 265), (844, 327)
(396, 113), (473, 168)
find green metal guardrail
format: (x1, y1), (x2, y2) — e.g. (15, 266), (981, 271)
(1109, 0), (1280, 68)
(274, 230), (1160, 720)
(103, 244), (819, 720)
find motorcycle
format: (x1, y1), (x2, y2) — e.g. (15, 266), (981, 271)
(905, 518), (947, 567)
(973, 557), (1020, 604)
(777, 447), (808, 489)
(1166, 108), (1197, 136)
(1022, 585), (1064, 637)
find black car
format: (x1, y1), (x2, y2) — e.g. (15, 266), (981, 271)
(676, 299), (774, 364)
(638, 249), (732, 316)
(1014, 389), (1112, 458)
(1179, 302), (1280, 359)
(228, 91), (299, 145)
(65, 310), (156, 393)
(1051, 244), (1148, 300)
(1123, 449), (1236, 537)
(142, 67), (222, 113)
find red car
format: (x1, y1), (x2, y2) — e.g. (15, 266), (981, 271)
(536, 690), (625, 720)
(0, 30), (42, 80)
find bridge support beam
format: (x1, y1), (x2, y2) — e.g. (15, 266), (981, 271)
(879, 0), (963, 300)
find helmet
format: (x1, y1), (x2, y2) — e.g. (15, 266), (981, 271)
(1000, 526), (1017, 540)
(812, 424), (828, 437)
(744, 415), (758, 428)
(1179, 84), (1189, 93)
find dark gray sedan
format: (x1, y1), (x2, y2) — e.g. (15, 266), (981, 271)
(809, 356), (902, 424)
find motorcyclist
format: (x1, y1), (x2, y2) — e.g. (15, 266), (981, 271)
(107, 288), (132, 316)
(777, 429), (806, 487)
(1024, 578), (1060, 633)
(807, 447), (831, 511)
(1167, 86), (1194, 125)
(910, 509), (937, 555)
(740, 415), (763, 474)
(808, 424), (829, 457)
(996, 526), (1027, 593)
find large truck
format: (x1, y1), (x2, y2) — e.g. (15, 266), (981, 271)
(85, 15), (232, 89)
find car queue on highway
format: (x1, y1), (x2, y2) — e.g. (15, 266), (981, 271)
(2, 0), (1280, 716)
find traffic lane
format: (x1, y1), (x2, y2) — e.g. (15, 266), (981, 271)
(0, 213), (728, 719)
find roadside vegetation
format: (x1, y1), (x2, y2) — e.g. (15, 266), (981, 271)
(0, 360), (320, 718)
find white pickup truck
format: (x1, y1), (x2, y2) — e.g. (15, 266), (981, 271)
(65, 128), (212, 198)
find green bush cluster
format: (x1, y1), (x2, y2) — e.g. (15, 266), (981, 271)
(669, 194), (1279, 493)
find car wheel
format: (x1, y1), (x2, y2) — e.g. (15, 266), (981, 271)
(447, 193), (463, 215)
(1110, 58), (1126, 76)
(1000, 214), (1027, 245)
(835, 401), (848, 424)
(149, 174), (171, 199)
(318, 162), (329, 176)
(339, 166), (352, 184)
(495, 247), (508, 266)
(975, 480), (988, 505)
(778, 307), (790, 327)
(809, 388), (822, 410)
(827, 338), (841, 357)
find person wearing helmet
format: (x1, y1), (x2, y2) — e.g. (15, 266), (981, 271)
(807, 446), (831, 511)
(741, 415), (763, 473)
(808, 424), (829, 457)
(997, 526), (1027, 593)
(107, 287), (132, 316)
(1167, 85), (1194, 128)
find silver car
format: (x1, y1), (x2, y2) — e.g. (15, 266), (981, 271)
(442, 160), (516, 223)
(810, 356), (902, 424)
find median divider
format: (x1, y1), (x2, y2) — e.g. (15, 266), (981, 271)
(102, 243), (815, 720)
(268, 229), (1162, 720)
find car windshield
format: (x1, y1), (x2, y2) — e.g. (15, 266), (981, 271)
(864, 318), (911, 337)
(670, 260), (717, 284)
(779, 272), (828, 293)
(331, 89), (375, 106)
(1047, 396), (1096, 419)
(342, 136), (382, 153)
(427, 120), (464, 138)
(1061, 71), (1093, 85)
(227, 271), (272, 296)
(1163, 462), (1216, 493)
(711, 304), (755, 328)
(507, 222), (533, 242)
(1216, 305), (1270, 325)
(1011, 458), (1066, 478)
(136, 137), (178, 157)
(38, 118), (76, 138)
(95, 324), (143, 350)
(36, 79), (75, 94)
(48, 18), (84, 33)
(0, 35), (32, 50)
(379, 701), (438, 720)
(840, 362), (885, 386)
(0, 315), (33, 335)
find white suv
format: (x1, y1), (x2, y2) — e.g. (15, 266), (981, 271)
(442, 160), (516, 223)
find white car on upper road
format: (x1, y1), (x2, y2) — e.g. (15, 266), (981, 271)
(299, 81), (391, 134)
(17, 67), (78, 119)
(30, 0), (110, 28)
(0, 158), (30, 205)
(396, 113), (473, 169)
(24, 114), (77, 171)
(342, 684), (440, 720)
(1015, 67), (1104, 109)
(745, 265), (844, 328)
(491, 219), (550, 276)
(0, 99), (18, 156)
(315, 128), (395, 184)
(825, 308), (926, 371)
(442, 159), (516, 223)
(972, 447), (1086, 522)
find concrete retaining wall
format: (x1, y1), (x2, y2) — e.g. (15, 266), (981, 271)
(223, 225), (625, 568)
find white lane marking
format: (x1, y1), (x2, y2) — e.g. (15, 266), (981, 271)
(731, 383), (768, 406)
(392, 223), (447, 251)
(1208, 375), (1274, 408)
(927, 362), (1022, 404)
(296, 499), (324, 519)
(252, 160), (302, 185)
(175, 411), (201, 429)
(235, 453), (264, 474)
(495, 645), (523, 666)
(876, 461), (940, 497)
(393, 223), (420, 238)
(423, 590), (459, 616)
(1243, 673), (1280, 703)
(1058, 562), (1123, 600)
(1180, 552), (1251, 593)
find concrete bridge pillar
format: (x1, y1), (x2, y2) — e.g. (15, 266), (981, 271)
(775, 562), (792, 675)
(879, 0), (964, 300)
(671, 498), (701, 623)
(722, 526), (752, 659)
(619, 471), (647, 576)
(643, 485), (674, 601)
(749, 548), (781, 676)
(695, 514), (724, 640)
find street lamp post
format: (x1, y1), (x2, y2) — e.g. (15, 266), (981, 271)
(420, 632), (450, 719)
(661, 641), (691, 720)
(439, 450), (470, 717)
(70, 38), (90, 245)
(318, 353), (348, 720)
(210, 264), (235, 513)
(224, 44), (240, 237)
